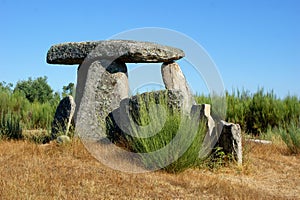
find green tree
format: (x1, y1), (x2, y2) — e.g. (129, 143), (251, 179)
(62, 82), (75, 97)
(14, 76), (54, 103)
(0, 81), (13, 93)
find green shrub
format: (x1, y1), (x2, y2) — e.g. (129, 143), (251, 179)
(282, 96), (300, 126)
(22, 129), (51, 144)
(0, 84), (57, 132)
(277, 123), (300, 154)
(0, 111), (23, 140)
(197, 88), (300, 136)
(245, 89), (283, 134)
(23, 101), (54, 130)
(201, 147), (229, 170)
(225, 90), (251, 131)
(111, 91), (207, 173)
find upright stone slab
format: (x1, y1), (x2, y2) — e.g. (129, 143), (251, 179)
(75, 60), (129, 140)
(215, 120), (242, 165)
(194, 104), (242, 164)
(191, 104), (215, 135)
(191, 104), (218, 159)
(51, 95), (76, 139)
(161, 61), (195, 113)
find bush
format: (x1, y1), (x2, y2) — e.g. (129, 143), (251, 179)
(109, 91), (208, 173)
(277, 123), (300, 154)
(196, 88), (300, 136)
(0, 111), (23, 140)
(225, 90), (251, 131)
(0, 82), (58, 132)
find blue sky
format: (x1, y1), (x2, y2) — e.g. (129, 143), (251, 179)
(0, 0), (299, 98)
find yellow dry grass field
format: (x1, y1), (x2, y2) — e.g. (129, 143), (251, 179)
(0, 139), (299, 199)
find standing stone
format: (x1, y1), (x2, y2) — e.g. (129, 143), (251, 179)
(194, 103), (243, 164)
(51, 95), (76, 139)
(75, 60), (129, 140)
(191, 104), (215, 136)
(191, 104), (219, 159)
(214, 120), (242, 165)
(161, 61), (195, 113)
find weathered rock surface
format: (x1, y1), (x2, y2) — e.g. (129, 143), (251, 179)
(214, 120), (242, 164)
(47, 40), (185, 65)
(192, 104), (219, 159)
(161, 61), (195, 112)
(193, 104), (242, 164)
(51, 95), (75, 140)
(74, 60), (129, 140)
(191, 104), (215, 136)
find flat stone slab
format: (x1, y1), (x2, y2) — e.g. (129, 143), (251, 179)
(47, 40), (185, 65)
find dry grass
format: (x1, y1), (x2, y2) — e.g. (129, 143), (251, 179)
(0, 138), (299, 199)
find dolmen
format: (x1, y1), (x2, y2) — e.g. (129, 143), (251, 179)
(47, 40), (242, 164)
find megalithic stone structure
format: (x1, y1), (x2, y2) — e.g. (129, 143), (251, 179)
(47, 40), (186, 140)
(46, 39), (242, 164)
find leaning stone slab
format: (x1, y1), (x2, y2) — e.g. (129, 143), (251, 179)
(161, 61), (195, 113)
(47, 40), (185, 65)
(51, 95), (76, 140)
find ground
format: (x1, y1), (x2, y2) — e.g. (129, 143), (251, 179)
(0, 139), (299, 199)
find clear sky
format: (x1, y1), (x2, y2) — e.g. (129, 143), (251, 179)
(0, 0), (299, 98)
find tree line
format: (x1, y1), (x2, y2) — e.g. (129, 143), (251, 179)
(0, 76), (74, 104)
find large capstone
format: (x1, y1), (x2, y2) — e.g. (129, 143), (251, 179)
(47, 40), (185, 65)
(51, 95), (76, 139)
(161, 61), (195, 113)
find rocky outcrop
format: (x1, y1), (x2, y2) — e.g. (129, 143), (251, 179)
(47, 40), (185, 64)
(51, 95), (75, 139)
